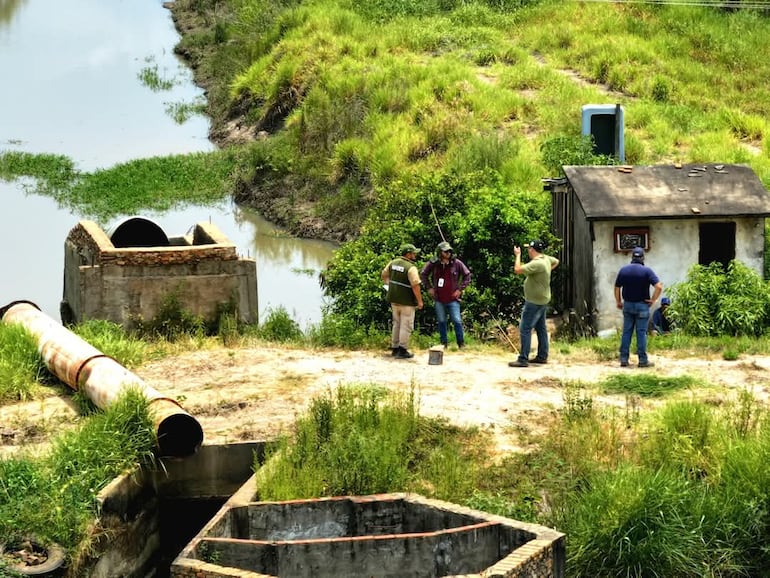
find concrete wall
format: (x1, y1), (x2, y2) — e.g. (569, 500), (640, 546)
(61, 220), (257, 328)
(592, 217), (765, 333)
(68, 442), (264, 578)
(173, 488), (565, 578)
(201, 522), (511, 577)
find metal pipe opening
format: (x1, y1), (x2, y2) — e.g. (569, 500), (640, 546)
(1, 300), (204, 458)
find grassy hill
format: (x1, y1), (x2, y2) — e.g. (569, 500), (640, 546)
(171, 0), (770, 239)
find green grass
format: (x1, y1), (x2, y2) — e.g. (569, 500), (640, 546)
(0, 318), (155, 406)
(254, 306), (304, 343)
(7, 0), (770, 338)
(513, 384), (770, 576)
(0, 324), (47, 403)
(6, 1), (770, 573)
(0, 390), (156, 562)
(600, 373), (698, 398)
(137, 62), (176, 91)
(73, 319), (149, 369)
(256, 384), (487, 503)
(6, 318), (770, 575)
(0, 149), (237, 222)
(167, 0), (770, 240)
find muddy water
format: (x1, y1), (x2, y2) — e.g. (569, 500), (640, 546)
(0, 0), (335, 327)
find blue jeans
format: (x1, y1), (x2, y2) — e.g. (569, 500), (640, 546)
(518, 301), (548, 363)
(620, 301), (650, 364)
(435, 300), (464, 345)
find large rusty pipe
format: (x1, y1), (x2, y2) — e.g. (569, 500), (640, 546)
(0, 300), (203, 457)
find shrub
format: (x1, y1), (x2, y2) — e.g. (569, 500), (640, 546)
(539, 134), (616, 176)
(257, 306), (304, 342)
(669, 261), (770, 336)
(306, 314), (382, 348)
(132, 292), (206, 341)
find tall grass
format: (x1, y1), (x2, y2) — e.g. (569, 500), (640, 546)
(257, 385), (416, 499)
(73, 319), (148, 369)
(250, 371), (770, 576)
(565, 466), (707, 578)
(256, 384), (487, 502)
(8, 320), (770, 575)
(536, 387), (770, 576)
(0, 390), (156, 555)
(0, 323), (47, 403)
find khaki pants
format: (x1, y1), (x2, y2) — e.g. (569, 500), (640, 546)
(390, 303), (416, 349)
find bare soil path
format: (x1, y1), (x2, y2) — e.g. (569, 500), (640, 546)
(3, 344), (770, 458)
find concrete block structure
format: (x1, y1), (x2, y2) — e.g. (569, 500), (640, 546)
(172, 479), (565, 578)
(81, 443), (564, 578)
(60, 217), (257, 328)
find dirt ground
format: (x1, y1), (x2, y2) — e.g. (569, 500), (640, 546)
(3, 342), (770, 458)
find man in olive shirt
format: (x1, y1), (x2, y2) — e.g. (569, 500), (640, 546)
(382, 243), (424, 359)
(509, 240), (559, 367)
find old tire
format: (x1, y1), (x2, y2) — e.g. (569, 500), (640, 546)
(0, 536), (65, 576)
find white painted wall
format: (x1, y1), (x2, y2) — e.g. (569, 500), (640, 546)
(592, 218), (765, 333)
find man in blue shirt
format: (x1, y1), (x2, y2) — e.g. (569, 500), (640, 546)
(613, 247), (663, 368)
(651, 296), (673, 335)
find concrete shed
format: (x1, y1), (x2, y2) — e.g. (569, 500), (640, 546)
(61, 218), (257, 329)
(548, 164), (770, 334)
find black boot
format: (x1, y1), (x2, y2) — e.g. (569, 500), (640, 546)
(395, 347), (414, 359)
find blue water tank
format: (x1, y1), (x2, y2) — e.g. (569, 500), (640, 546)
(581, 104), (625, 162)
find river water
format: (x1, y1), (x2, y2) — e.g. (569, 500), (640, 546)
(0, 0), (335, 328)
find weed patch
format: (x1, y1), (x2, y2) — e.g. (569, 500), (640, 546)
(601, 373), (697, 397)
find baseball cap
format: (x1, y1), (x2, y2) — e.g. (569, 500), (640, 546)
(437, 241), (453, 253)
(399, 243), (421, 255)
(661, 297), (671, 306)
(632, 247), (645, 259)
(526, 240), (545, 252)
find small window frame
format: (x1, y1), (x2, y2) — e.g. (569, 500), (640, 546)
(614, 227), (650, 253)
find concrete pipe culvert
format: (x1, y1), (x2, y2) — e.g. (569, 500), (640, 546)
(0, 536), (65, 576)
(156, 411), (204, 458)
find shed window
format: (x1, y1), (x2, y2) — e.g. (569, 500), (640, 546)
(614, 227), (649, 253)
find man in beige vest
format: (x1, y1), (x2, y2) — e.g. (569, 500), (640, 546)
(382, 243), (424, 359)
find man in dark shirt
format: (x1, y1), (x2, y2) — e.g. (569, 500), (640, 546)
(651, 296), (673, 335)
(420, 241), (471, 349)
(614, 247), (663, 368)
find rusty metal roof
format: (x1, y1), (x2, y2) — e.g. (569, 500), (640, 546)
(563, 164), (770, 221)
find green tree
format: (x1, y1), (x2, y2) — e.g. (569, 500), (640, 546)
(321, 170), (554, 333)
